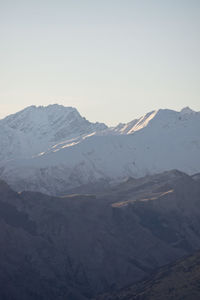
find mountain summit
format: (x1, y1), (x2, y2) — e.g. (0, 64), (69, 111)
(0, 104), (107, 161)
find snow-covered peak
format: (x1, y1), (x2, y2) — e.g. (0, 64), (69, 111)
(111, 107), (200, 136)
(110, 110), (163, 135)
(1, 105), (200, 195)
(0, 104), (199, 164)
(2, 104), (81, 131)
(0, 104), (107, 161)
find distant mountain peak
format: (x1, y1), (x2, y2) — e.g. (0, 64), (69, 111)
(0, 104), (107, 161)
(14, 104), (79, 115)
(180, 106), (195, 115)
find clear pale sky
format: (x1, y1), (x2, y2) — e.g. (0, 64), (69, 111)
(1, 0), (200, 125)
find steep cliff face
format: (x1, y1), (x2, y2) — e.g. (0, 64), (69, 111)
(0, 171), (200, 299)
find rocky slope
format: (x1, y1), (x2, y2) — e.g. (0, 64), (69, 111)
(1, 170), (200, 299)
(95, 250), (200, 300)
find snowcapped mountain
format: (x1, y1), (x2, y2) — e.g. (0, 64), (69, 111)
(108, 110), (158, 135)
(0, 105), (200, 195)
(0, 104), (107, 161)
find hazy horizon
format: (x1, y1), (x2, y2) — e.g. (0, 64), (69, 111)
(1, 0), (200, 125)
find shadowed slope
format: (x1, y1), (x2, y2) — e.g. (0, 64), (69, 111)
(94, 250), (200, 300)
(0, 170), (200, 299)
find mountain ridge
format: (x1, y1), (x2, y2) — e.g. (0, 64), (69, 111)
(0, 170), (200, 299)
(0, 105), (200, 195)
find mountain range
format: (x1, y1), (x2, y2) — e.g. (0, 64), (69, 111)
(0, 170), (200, 299)
(0, 104), (200, 195)
(1, 104), (200, 299)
